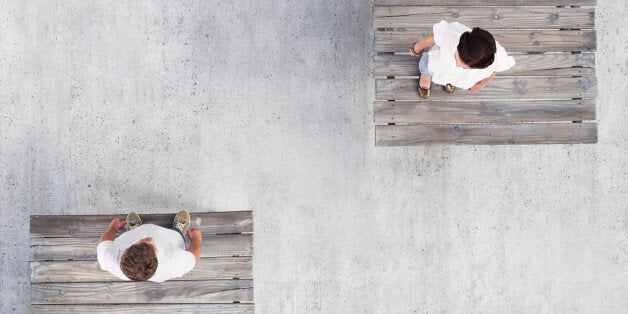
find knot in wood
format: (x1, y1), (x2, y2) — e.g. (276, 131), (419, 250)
(550, 14), (559, 21)
(579, 78), (593, 90)
(514, 79), (528, 95)
(452, 12), (459, 18)
(493, 14), (500, 20)
(453, 126), (463, 138)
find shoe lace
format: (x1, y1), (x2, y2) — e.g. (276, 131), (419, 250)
(175, 221), (188, 231)
(127, 220), (140, 229)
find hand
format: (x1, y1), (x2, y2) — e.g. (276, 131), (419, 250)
(110, 217), (126, 231)
(468, 82), (485, 94)
(188, 229), (202, 242)
(409, 42), (422, 56)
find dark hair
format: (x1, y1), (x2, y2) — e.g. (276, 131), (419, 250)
(457, 27), (496, 69)
(120, 242), (158, 281)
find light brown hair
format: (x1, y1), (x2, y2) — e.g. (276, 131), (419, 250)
(120, 242), (158, 281)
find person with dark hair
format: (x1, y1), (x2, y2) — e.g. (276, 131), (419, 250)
(97, 210), (202, 282)
(409, 20), (515, 99)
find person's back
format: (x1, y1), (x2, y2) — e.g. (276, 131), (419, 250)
(409, 20), (516, 98)
(97, 210), (202, 282)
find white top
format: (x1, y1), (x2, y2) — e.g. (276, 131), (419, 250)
(427, 20), (516, 89)
(97, 224), (196, 282)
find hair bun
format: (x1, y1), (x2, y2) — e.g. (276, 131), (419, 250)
(457, 27), (497, 69)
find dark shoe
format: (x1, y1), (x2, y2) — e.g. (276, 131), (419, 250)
(418, 77), (431, 99)
(173, 210), (191, 236)
(444, 84), (455, 93)
(125, 212), (142, 231)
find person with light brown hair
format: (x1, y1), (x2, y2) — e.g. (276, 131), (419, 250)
(97, 210), (202, 282)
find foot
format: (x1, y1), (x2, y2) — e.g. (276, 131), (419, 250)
(125, 212), (142, 231)
(444, 84), (455, 93)
(418, 75), (432, 99)
(173, 210), (191, 236)
(419, 75), (431, 90)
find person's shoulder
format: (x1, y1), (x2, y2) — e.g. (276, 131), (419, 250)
(97, 239), (113, 246)
(491, 43), (516, 72)
(434, 20), (471, 34)
(96, 240), (113, 255)
(171, 247), (196, 262)
(149, 250), (195, 282)
(433, 20), (471, 48)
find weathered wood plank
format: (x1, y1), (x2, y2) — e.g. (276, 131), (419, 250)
(374, 0), (597, 5)
(31, 304), (254, 314)
(30, 233), (253, 261)
(374, 29), (596, 53)
(375, 122), (597, 145)
(373, 6), (594, 29)
(374, 53), (595, 77)
(31, 280), (254, 304)
(375, 77), (597, 101)
(30, 211), (253, 238)
(374, 99), (595, 123)
(30, 257), (253, 283)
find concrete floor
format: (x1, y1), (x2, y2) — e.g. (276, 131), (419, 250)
(1, 0), (626, 312)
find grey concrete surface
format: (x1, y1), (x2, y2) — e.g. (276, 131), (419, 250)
(0, 0), (626, 312)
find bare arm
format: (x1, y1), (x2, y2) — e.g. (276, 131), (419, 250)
(469, 71), (497, 93)
(100, 218), (125, 243)
(187, 229), (202, 263)
(409, 34), (435, 56)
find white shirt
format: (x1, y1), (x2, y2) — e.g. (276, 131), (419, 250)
(97, 224), (196, 282)
(427, 20), (516, 89)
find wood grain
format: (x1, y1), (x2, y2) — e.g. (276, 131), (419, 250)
(376, 122), (597, 145)
(31, 280), (254, 304)
(31, 304), (254, 314)
(30, 233), (253, 261)
(374, 99), (595, 123)
(375, 77), (597, 101)
(30, 257), (253, 283)
(373, 6), (594, 29)
(373, 53), (595, 77)
(374, 29), (596, 53)
(30, 211), (253, 238)
(374, 0), (597, 5)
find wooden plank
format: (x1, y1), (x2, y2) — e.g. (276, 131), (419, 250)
(374, 29), (596, 53)
(30, 211), (253, 238)
(374, 99), (595, 123)
(30, 257), (252, 283)
(31, 279), (254, 304)
(375, 122), (597, 145)
(374, 6), (594, 29)
(374, 0), (597, 5)
(30, 233), (253, 261)
(375, 77), (597, 101)
(31, 304), (254, 314)
(374, 52), (595, 77)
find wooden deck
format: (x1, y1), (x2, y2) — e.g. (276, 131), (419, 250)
(29, 211), (254, 314)
(373, 0), (597, 145)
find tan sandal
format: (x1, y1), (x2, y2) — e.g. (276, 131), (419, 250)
(418, 75), (431, 99)
(444, 84), (455, 93)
